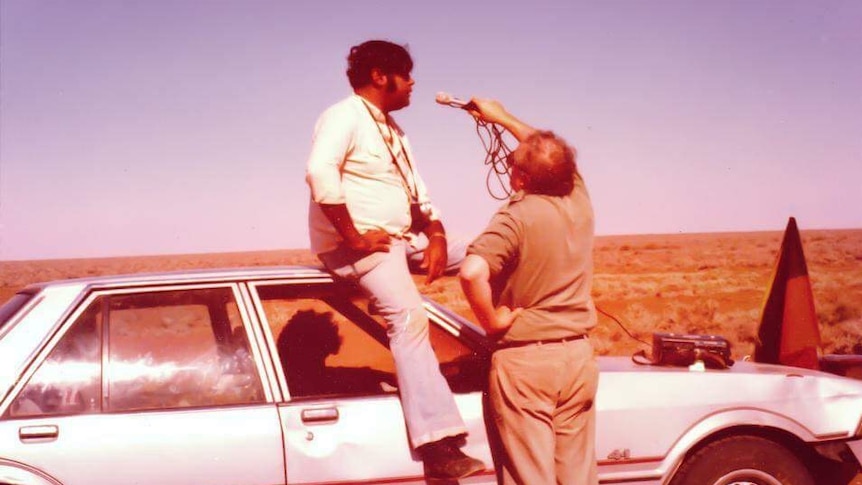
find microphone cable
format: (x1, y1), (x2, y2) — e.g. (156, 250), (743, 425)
(596, 305), (662, 367)
(473, 119), (515, 200)
(435, 92), (514, 199)
(596, 305), (652, 349)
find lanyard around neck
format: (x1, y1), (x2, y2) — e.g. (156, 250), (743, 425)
(360, 99), (418, 202)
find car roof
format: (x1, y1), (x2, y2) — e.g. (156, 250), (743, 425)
(23, 265), (333, 293)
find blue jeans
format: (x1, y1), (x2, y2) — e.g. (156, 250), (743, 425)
(319, 236), (469, 448)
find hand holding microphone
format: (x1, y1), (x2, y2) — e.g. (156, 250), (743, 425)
(435, 93), (512, 127)
(436, 92), (519, 200)
(435, 92), (478, 111)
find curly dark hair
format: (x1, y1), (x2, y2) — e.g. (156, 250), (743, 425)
(346, 40), (413, 89)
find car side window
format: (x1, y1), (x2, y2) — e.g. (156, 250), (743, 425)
(106, 288), (264, 412)
(256, 284), (397, 399)
(6, 287), (265, 418)
(254, 283), (484, 399)
(7, 298), (104, 418)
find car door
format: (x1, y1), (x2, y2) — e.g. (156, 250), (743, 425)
(0, 284), (285, 485)
(247, 280), (496, 484)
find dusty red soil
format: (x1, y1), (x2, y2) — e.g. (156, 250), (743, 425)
(3, 229), (860, 359)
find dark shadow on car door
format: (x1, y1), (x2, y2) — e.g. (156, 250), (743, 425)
(249, 281), (496, 484)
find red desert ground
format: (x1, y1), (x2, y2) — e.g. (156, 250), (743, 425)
(3, 228), (860, 361)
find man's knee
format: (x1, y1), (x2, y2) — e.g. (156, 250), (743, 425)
(388, 306), (430, 345)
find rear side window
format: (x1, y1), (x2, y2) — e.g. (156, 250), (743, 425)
(254, 283), (485, 399)
(6, 287), (266, 418)
(257, 284), (397, 399)
(0, 293), (34, 332)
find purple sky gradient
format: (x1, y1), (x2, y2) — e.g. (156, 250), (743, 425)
(1, 0), (860, 260)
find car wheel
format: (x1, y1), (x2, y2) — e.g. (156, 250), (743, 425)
(669, 435), (815, 485)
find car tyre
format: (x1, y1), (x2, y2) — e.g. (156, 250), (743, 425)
(669, 435), (815, 485)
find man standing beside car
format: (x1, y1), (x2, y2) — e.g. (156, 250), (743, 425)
(304, 39), (484, 480)
(459, 98), (600, 484)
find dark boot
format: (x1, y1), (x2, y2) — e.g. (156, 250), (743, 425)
(418, 436), (485, 480)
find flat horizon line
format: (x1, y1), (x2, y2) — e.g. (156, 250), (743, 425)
(3, 226), (860, 264)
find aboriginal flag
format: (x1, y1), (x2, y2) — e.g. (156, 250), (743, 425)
(754, 217), (821, 370)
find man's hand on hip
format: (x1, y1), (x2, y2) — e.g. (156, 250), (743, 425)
(346, 229), (392, 253)
(318, 203), (391, 254)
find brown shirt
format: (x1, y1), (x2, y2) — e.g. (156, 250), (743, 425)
(467, 176), (596, 343)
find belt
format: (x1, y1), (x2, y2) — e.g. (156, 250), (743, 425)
(495, 334), (586, 350)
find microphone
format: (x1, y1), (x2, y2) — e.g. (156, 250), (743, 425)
(435, 92), (477, 111)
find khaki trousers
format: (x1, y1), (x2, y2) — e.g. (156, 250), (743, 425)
(489, 338), (599, 485)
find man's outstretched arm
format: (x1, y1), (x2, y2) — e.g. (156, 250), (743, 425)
(467, 99), (537, 142)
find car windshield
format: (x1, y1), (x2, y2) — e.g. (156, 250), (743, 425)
(0, 293), (35, 333)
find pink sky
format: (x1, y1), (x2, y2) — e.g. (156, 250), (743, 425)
(1, 0), (860, 260)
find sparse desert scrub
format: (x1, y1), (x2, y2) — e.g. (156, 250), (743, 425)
(2, 229), (860, 362)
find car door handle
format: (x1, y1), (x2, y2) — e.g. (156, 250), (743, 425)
(19, 425), (59, 441)
(301, 407), (339, 424)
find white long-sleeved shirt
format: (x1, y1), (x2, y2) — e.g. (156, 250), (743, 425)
(306, 94), (439, 254)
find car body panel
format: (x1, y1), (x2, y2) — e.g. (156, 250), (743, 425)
(1, 266), (860, 485)
(279, 393), (494, 484)
(594, 361), (862, 482)
(0, 406), (285, 485)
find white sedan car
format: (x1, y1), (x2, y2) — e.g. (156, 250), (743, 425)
(1, 266), (860, 485)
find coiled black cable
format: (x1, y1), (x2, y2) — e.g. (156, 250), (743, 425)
(474, 119), (515, 200)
